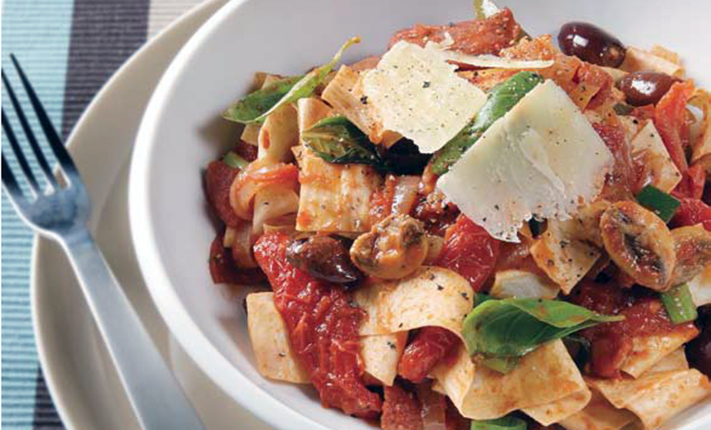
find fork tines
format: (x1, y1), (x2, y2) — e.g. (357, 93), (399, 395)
(2, 54), (75, 200)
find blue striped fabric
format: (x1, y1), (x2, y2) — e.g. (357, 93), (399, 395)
(1, 1), (74, 429)
(1, 0), (166, 428)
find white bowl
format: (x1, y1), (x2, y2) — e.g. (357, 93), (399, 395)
(130, 1), (711, 429)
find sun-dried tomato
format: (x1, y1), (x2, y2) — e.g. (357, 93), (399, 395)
(381, 385), (423, 430)
(398, 327), (460, 383)
(435, 215), (499, 291)
(205, 161), (241, 227)
(253, 232), (382, 418)
(389, 9), (520, 56)
(234, 140), (258, 162)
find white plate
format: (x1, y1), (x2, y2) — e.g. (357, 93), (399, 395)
(130, 0), (711, 429)
(31, 1), (271, 429)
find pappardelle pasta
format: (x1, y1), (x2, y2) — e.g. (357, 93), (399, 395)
(203, 3), (711, 429)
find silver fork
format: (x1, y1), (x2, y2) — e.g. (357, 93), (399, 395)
(1, 55), (206, 430)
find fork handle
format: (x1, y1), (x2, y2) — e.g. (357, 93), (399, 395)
(61, 228), (206, 430)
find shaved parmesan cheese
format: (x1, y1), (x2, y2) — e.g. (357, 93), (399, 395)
(362, 41), (486, 154)
(437, 80), (613, 242)
(437, 50), (554, 70)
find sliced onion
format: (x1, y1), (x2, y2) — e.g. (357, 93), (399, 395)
(417, 383), (447, 430)
(229, 160), (299, 220)
(252, 185), (300, 235)
(391, 175), (420, 215)
(231, 221), (258, 268)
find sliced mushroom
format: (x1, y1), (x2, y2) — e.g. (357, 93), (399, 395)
(669, 225), (711, 286)
(600, 201), (676, 291)
(350, 214), (428, 279)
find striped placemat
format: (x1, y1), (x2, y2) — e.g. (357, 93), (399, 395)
(1, 1), (205, 428)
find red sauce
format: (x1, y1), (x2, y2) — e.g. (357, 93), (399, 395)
(204, 161), (241, 227)
(398, 327), (460, 383)
(208, 232), (265, 285)
(435, 215), (499, 292)
(574, 62), (614, 109)
(253, 232), (382, 418)
(381, 385), (423, 430)
(671, 198), (711, 231)
(389, 9), (521, 57)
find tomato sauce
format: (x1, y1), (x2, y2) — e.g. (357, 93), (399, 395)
(673, 164), (706, 200)
(435, 215), (499, 292)
(254, 232), (382, 418)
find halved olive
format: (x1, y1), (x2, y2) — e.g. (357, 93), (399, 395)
(286, 235), (362, 284)
(558, 22), (626, 67)
(619, 71), (679, 106)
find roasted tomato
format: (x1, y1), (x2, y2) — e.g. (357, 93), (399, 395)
(381, 385), (423, 430)
(435, 215), (499, 291)
(671, 198), (711, 231)
(398, 327), (460, 383)
(208, 231), (265, 285)
(389, 9), (520, 56)
(654, 81), (695, 172)
(205, 161), (241, 227)
(253, 232), (382, 418)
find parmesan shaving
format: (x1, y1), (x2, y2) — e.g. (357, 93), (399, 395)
(362, 41), (487, 154)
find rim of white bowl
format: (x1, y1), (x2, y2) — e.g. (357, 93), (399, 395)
(129, 1), (332, 430)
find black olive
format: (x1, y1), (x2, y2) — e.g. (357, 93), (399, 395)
(286, 236), (362, 284)
(383, 139), (431, 175)
(618, 71), (679, 106)
(558, 22), (626, 67)
(687, 327), (711, 377)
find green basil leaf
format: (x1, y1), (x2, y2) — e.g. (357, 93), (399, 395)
(462, 298), (623, 359)
(223, 37), (360, 124)
(430, 71), (544, 175)
(471, 415), (527, 430)
(302, 116), (385, 168)
(222, 75), (303, 124)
